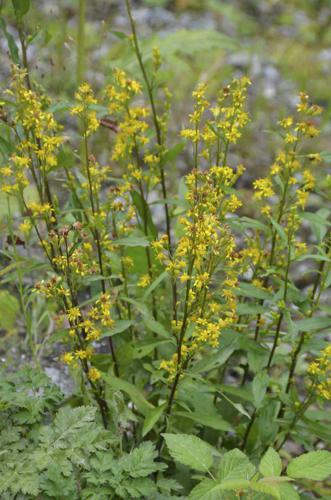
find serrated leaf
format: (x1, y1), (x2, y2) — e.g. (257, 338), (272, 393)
(278, 482), (300, 500)
(217, 449), (256, 481)
(162, 433), (215, 472)
(260, 447), (282, 477)
(188, 478), (250, 500)
(121, 441), (165, 477)
(250, 480), (280, 499)
(287, 450), (331, 481)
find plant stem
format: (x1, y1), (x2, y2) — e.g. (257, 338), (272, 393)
(266, 232), (292, 370)
(77, 0), (86, 85)
(83, 131), (120, 376)
(277, 230), (331, 419)
(124, 0), (171, 245)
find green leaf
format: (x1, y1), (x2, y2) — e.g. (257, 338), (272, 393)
(121, 441), (165, 477)
(103, 374), (154, 416)
(0, 290), (19, 332)
(162, 142), (185, 163)
(270, 218), (287, 245)
(192, 329), (239, 373)
(260, 447), (282, 477)
(188, 479), (225, 500)
(132, 338), (172, 359)
(12, 0), (30, 18)
(237, 282), (273, 301)
(142, 403), (166, 437)
(237, 303), (266, 315)
(143, 271), (167, 299)
(278, 482), (300, 500)
(217, 449), (256, 481)
(188, 478), (250, 500)
(111, 30), (127, 40)
(102, 320), (134, 337)
(234, 216), (269, 232)
(218, 391), (251, 419)
(162, 433), (215, 472)
(114, 236), (150, 247)
(39, 406), (99, 450)
(287, 450), (331, 481)
(295, 316), (331, 332)
(0, 18), (20, 64)
(174, 410), (232, 432)
(0, 135), (15, 157)
(143, 315), (169, 338)
(250, 480), (280, 499)
(252, 372), (269, 410)
(131, 190), (157, 240)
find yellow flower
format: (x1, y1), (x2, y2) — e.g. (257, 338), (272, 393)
(67, 307), (81, 322)
(253, 178), (274, 199)
(278, 116), (293, 128)
(226, 194), (242, 212)
(261, 205), (271, 216)
(61, 352), (74, 365)
(19, 219), (32, 234)
(0, 166), (12, 176)
(71, 82), (99, 135)
(296, 189), (309, 208)
(75, 348), (93, 360)
(138, 274), (151, 288)
(88, 367), (101, 382)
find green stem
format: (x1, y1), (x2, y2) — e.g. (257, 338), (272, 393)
(83, 131), (120, 376)
(124, 0), (172, 259)
(77, 0), (86, 85)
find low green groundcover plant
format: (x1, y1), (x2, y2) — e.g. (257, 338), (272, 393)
(0, 1), (330, 498)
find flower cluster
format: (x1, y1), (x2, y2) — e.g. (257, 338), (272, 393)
(0, 67), (63, 198)
(105, 69), (149, 164)
(253, 92), (322, 215)
(71, 83), (99, 136)
(158, 80), (248, 378)
(308, 345), (331, 400)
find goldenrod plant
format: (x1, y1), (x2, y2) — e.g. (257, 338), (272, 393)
(0, 0), (331, 498)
